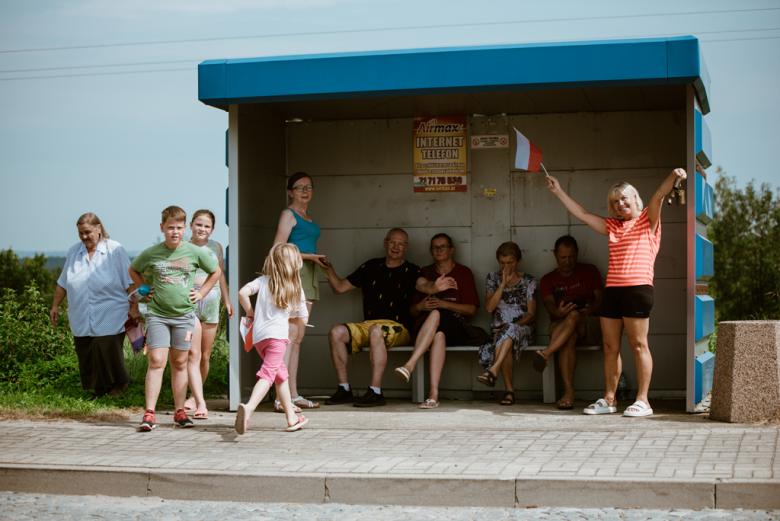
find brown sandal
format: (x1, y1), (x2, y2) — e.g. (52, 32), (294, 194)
(556, 394), (575, 410)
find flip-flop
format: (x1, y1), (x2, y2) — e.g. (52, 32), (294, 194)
(275, 400), (302, 413)
(292, 396), (320, 409)
(235, 404), (248, 435)
(183, 397), (197, 413)
(419, 399), (439, 409)
(556, 394), (575, 410)
(583, 398), (617, 415)
(394, 366), (411, 383)
(285, 415), (309, 432)
(623, 400), (653, 417)
(193, 407), (208, 420)
(476, 370), (497, 388)
(499, 391), (515, 406)
(532, 351), (548, 373)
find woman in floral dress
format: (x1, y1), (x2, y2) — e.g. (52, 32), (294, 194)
(477, 242), (537, 405)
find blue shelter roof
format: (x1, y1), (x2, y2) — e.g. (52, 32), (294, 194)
(198, 36), (711, 114)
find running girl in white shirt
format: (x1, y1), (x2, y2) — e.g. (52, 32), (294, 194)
(235, 243), (310, 434)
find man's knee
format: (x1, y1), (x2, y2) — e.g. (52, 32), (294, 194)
(425, 310), (441, 324)
(368, 325), (384, 343)
(329, 324), (348, 343)
(564, 310), (581, 323)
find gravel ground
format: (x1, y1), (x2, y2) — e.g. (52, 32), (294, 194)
(1, 491), (778, 521)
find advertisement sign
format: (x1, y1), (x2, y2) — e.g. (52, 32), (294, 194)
(413, 116), (467, 192)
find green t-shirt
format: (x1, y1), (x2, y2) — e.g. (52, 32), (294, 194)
(131, 242), (218, 318)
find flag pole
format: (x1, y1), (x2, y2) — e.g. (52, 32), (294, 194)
(540, 163), (551, 178)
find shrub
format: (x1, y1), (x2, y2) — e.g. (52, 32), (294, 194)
(0, 282), (74, 381)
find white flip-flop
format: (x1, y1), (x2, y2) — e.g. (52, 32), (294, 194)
(583, 398), (617, 415)
(623, 400), (653, 417)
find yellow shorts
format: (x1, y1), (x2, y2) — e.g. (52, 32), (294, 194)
(344, 320), (411, 355)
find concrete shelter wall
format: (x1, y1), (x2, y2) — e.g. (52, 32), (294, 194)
(238, 108), (688, 401)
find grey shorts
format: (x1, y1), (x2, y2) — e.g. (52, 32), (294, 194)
(145, 312), (196, 351)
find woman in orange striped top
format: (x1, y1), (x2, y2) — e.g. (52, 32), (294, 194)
(547, 168), (687, 418)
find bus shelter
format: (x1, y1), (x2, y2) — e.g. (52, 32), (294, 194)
(197, 36), (715, 413)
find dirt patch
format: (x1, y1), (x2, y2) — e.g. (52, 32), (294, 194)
(0, 406), (143, 423)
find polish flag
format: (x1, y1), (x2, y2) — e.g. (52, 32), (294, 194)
(514, 128), (543, 173)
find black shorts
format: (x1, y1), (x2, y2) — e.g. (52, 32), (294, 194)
(415, 309), (470, 346)
(601, 285), (654, 319)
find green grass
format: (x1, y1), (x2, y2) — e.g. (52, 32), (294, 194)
(0, 333), (229, 421)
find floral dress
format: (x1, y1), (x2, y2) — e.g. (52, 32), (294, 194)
(478, 271), (537, 370)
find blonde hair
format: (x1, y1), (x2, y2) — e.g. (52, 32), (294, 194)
(263, 243), (304, 310)
(191, 209), (216, 227)
(76, 213), (109, 241)
(161, 205), (187, 224)
(607, 182), (643, 219)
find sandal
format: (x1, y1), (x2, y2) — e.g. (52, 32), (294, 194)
(292, 396), (320, 409)
(275, 400), (302, 414)
(476, 371), (497, 388)
(419, 399), (439, 409)
(183, 397), (197, 413)
(193, 407), (208, 420)
(583, 398), (617, 415)
(624, 400), (653, 417)
(394, 367), (411, 383)
(532, 351), (548, 373)
(556, 394), (575, 410)
(499, 391), (515, 406)
(285, 415), (309, 432)
(235, 404), (249, 435)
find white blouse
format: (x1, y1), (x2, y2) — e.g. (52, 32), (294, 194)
(57, 239), (133, 337)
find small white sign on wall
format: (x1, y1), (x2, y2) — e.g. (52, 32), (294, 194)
(470, 135), (509, 149)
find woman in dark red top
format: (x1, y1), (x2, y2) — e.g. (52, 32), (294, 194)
(394, 233), (480, 409)
(547, 168), (687, 417)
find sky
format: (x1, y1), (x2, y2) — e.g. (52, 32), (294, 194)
(1, 0), (778, 255)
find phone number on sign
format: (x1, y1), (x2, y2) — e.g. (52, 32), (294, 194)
(420, 176), (463, 186)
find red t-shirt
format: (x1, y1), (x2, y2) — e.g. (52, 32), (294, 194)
(605, 208), (661, 287)
(412, 263), (480, 332)
(540, 263), (604, 321)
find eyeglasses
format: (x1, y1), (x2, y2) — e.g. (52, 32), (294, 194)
(430, 245), (452, 252)
(292, 185), (314, 192)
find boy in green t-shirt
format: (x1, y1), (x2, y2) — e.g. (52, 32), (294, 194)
(129, 206), (220, 431)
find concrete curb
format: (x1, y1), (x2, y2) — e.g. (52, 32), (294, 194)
(1, 465), (779, 509)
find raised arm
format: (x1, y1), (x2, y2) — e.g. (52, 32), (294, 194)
(322, 263), (356, 294)
(415, 272), (458, 295)
(547, 175), (607, 236)
(647, 168), (687, 235)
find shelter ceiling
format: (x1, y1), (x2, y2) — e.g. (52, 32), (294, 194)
(241, 84), (685, 122)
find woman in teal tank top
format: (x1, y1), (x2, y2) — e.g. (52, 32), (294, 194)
(272, 172), (329, 410)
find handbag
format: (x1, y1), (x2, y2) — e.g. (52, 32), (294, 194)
(462, 321), (491, 346)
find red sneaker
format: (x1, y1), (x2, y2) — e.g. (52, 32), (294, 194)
(173, 408), (194, 428)
(138, 409), (156, 431)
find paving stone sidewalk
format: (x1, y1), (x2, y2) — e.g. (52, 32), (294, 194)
(1, 399), (779, 508)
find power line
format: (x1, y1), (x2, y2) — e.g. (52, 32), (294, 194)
(2, 7), (779, 54)
(702, 35), (780, 42)
(2, 26), (778, 76)
(0, 68), (193, 81)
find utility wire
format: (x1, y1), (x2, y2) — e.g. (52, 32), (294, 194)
(0, 68), (193, 81)
(1, 26), (778, 75)
(2, 7), (779, 54)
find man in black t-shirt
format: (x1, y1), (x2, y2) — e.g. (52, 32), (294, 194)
(321, 228), (458, 407)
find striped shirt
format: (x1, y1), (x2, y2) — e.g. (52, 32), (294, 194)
(605, 208), (661, 287)
(57, 239), (133, 337)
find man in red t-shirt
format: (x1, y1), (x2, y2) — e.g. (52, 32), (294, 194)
(536, 236), (604, 410)
(393, 233), (480, 409)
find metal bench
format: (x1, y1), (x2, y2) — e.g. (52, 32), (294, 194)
(362, 344), (602, 404)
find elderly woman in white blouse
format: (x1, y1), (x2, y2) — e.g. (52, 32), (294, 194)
(50, 213), (140, 399)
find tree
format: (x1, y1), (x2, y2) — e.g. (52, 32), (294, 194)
(709, 169), (780, 321)
(0, 249), (55, 294)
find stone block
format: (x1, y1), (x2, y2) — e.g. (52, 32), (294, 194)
(0, 464), (148, 497)
(710, 321), (780, 423)
(325, 473), (515, 507)
(148, 469), (325, 503)
(716, 481), (780, 509)
(516, 477), (714, 508)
